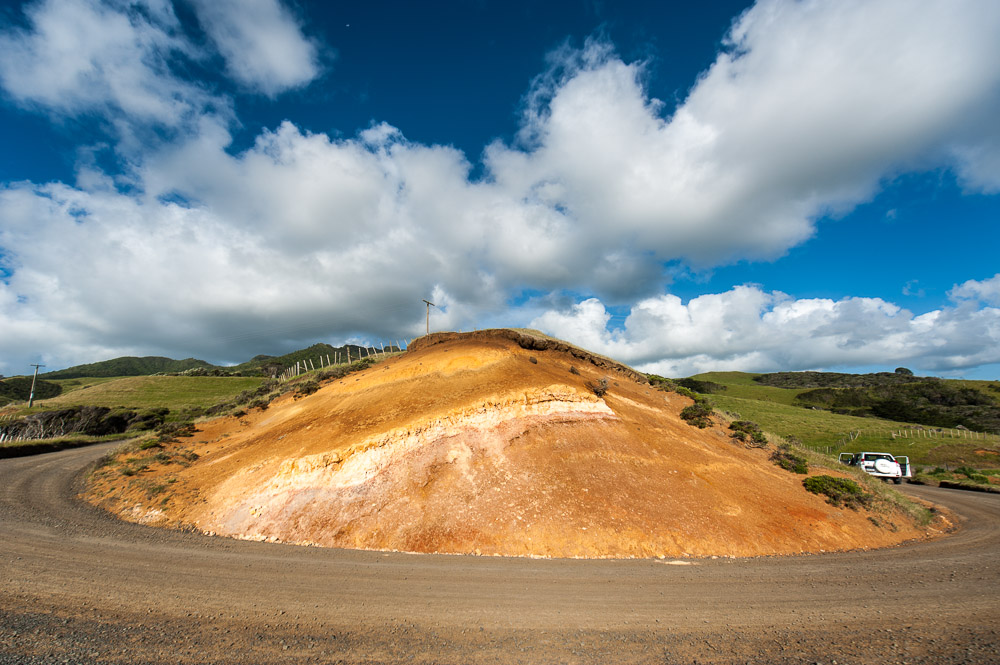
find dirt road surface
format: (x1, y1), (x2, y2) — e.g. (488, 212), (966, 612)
(2, 443), (998, 664)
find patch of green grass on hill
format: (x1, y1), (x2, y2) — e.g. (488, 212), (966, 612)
(708, 393), (1000, 466)
(690, 371), (806, 405)
(48, 377), (122, 394)
(20, 376), (265, 415)
(708, 394), (906, 450)
(688, 371), (763, 387)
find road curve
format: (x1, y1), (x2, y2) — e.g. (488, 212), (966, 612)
(1, 443), (998, 664)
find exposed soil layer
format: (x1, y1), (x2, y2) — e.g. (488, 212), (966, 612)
(2, 445), (998, 664)
(87, 330), (942, 557)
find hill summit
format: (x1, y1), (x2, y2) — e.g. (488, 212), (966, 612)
(87, 330), (941, 558)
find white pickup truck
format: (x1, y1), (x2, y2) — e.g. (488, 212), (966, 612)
(839, 451), (912, 484)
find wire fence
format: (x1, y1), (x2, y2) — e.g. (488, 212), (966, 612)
(1, 338), (417, 443)
(821, 426), (1000, 454)
(0, 414), (21, 443)
(275, 339), (411, 382)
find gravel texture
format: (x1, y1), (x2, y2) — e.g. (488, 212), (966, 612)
(2, 443), (999, 664)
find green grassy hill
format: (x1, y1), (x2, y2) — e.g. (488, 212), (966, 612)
(25, 376), (264, 414)
(226, 342), (394, 376)
(2, 341), (395, 411)
(42, 356), (214, 379)
(0, 376), (62, 406)
(688, 371), (1000, 469)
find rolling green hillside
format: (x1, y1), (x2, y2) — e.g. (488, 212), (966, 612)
(688, 371), (1000, 468)
(33, 342), (401, 384)
(25, 376), (264, 413)
(42, 356), (214, 379)
(0, 376), (62, 405)
(226, 342), (396, 376)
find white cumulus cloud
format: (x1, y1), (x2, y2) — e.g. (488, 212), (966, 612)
(187, 0), (320, 96)
(949, 274), (1000, 307)
(530, 284), (1000, 377)
(0, 0), (204, 125)
(1, 0), (1000, 376)
(486, 0), (1000, 275)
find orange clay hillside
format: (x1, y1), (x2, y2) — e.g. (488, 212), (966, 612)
(85, 329), (946, 558)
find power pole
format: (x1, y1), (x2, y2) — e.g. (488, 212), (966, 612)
(27, 363), (44, 408)
(422, 299), (436, 336)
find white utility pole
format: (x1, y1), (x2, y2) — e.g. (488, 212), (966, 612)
(27, 364), (44, 408)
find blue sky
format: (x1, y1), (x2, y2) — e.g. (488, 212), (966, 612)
(0, 0), (998, 379)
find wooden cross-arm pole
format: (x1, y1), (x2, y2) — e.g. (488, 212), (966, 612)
(422, 299), (436, 336)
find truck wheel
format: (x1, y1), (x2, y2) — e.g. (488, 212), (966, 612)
(893, 478), (902, 485)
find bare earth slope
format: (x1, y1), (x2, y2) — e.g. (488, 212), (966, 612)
(86, 330), (942, 557)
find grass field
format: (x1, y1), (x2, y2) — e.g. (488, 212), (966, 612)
(709, 394), (904, 449)
(698, 373), (1000, 468)
(49, 377), (123, 394)
(20, 376), (265, 414)
(691, 371), (807, 405)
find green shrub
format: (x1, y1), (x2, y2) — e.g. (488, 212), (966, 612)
(803, 475), (873, 510)
(729, 420), (767, 447)
(294, 380), (320, 398)
(770, 443), (808, 473)
(204, 402), (231, 416)
(676, 378), (726, 394)
(156, 421), (197, 443)
(674, 386), (700, 402)
(126, 407), (169, 432)
(646, 374), (676, 391)
(680, 403), (714, 428)
(586, 378), (609, 398)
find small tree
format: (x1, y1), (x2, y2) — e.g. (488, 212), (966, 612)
(729, 420), (767, 447)
(680, 403), (713, 428)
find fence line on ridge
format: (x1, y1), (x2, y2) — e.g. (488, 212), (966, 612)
(276, 339), (413, 382)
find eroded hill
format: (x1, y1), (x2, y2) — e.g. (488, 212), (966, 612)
(85, 330), (946, 558)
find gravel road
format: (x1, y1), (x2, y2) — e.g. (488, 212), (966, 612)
(2, 443), (998, 664)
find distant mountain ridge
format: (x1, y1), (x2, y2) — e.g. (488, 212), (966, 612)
(42, 357), (213, 380)
(39, 343), (402, 380)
